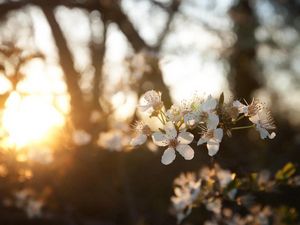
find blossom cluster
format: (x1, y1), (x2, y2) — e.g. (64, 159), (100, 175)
(131, 90), (276, 165)
(171, 163), (300, 224)
(2, 189), (44, 218)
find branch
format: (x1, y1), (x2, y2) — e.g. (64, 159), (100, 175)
(40, 6), (85, 127)
(153, 0), (181, 51)
(98, 0), (150, 52)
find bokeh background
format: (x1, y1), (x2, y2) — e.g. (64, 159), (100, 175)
(0, 0), (300, 224)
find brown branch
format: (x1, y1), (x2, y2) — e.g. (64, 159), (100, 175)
(40, 6), (85, 127)
(98, 0), (150, 52)
(153, 0), (181, 51)
(90, 19), (108, 111)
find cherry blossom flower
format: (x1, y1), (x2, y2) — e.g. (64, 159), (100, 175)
(139, 90), (163, 113)
(152, 122), (194, 165)
(97, 131), (126, 152)
(200, 95), (217, 114)
(171, 173), (201, 223)
(166, 104), (182, 123)
(73, 130), (91, 146)
(130, 121), (151, 146)
(27, 146), (53, 164)
(197, 126), (223, 156)
(26, 199), (43, 218)
(249, 110), (276, 139)
(199, 95), (220, 129)
(184, 112), (199, 128)
(233, 99), (260, 117)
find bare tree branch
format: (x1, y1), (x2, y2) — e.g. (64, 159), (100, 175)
(40, 6), (85, 127)
(153, 0), (181, 51)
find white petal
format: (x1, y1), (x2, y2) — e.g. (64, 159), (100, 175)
(207, 140), (220, 156)
(233, 100), (247, 114)
(176, 144), (194, 160)
(207, 113), (219, 129)
(177, 132), (194, 144)
(201, 95), (217, 112)
(233, 100), (243, 108)
(269, 132), (276, 139)
(138, 104), (151, 112)
(214, 128), (223, 142)
(161, 147), (176, 165)
(164, 121), (177, 139)
(197, 137), (207, 146)
(249, 114), (259, 124)
(184, 112), (197, 127)
(256, 125), (269, 139)
(152, 132), (169, 146)
(130, 134), (147, 146)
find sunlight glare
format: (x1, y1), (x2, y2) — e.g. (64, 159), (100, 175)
(2, 91), (65, 147)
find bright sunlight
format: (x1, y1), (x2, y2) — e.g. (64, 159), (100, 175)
(2, 91), (65, 147)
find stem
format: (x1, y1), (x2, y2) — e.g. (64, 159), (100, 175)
(160, 110), (167, 123)
(231, 124), (255, 130)
(156, 115), (165, 125)
(235, 114), (245, 122)
(177, 120), (184, 129)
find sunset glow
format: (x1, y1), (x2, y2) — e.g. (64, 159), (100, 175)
(2, 91), (65, 147)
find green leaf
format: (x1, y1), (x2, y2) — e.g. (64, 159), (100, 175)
(275, 162), (296, 181)
(218, 92), (224, 107)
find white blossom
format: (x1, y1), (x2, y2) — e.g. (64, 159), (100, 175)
(152, 122), (194, 165)
(216, 169), (234, 189)
(73, 130), (92, 146)
(97, 131), (124, 152)
(198, 113), (223, 156)
(249, 111), (276, 139)
(26, 199), (43, 218)
(27, 146), (53, 164)
(166, 104), (182, 123)
(206, 198), (222, 215)
(139, 90), (163, 112)
(233, 99), (260, 117)
(184, 112), (198, 128)
(171, 173), (201, 223)
(130, 121), (151, 146)
(200, 95), (217, 114)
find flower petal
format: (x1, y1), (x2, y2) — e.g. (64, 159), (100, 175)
(201, 95), (217, 112)
(249, 114), (259, 124)
(138, 104), (151, 112)
(256, 125), (269, 139)
(207, 140), (220, 156)
(130, 134), (147, 146)
(207, 113), (219, 130)
(176, 144), (194, 160)
(214, 128), (223, 143)
(177, 132), (194, 144)
(197, 137), (207, 146)
(269, 132), (276, 139)
(164, 121), (177, 139)
(161, 147), (176, 165)
(184, 112), (197, 127)
(152, 132), (169, 146)
(233, 100), (247, 114)
(233, 100), (243, 108)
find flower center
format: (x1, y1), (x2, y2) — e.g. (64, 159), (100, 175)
(169, 139), (178, 148)
(204, 130), (214, 139)
(142, 125), (152, 136)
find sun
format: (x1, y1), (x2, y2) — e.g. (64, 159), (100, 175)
(1, 91), (65, 148)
